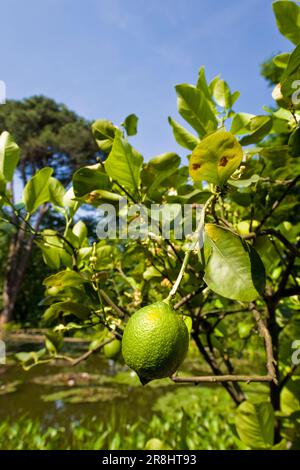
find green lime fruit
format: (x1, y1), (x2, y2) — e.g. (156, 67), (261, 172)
(104, 339), (122, 360)
(122, 301), (189, 385)
(237, 220), (259, 236)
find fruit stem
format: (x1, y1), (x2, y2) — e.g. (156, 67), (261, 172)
(166, 250), (191, 301)
(166, 194), (214, 303)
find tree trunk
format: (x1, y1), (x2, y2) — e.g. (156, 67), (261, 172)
(0, 207), (47, 331)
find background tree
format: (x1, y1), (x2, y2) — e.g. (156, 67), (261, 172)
(0, 96), (98, 324)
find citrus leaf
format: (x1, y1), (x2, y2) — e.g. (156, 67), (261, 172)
(230, 113), (254, 135)
(22, 167), (53, 214)
(273, 1), (300, 45)
(189, 131), (243, 186)
(204, 224), (265, 302)
(122, 114), (138, 136)
(273, 52), (290, 69)
(175, 84), (218, 137)
(48, 177), (65, 207)
(92, 119), (116, 153)
(239, 116), (273, 146)
(212, 79), (231, 108)
(235, 401), (275, 449)
(43, 270), (86, 288)
(72, 163), (111, 197)
(0, 131), (20, 182)
(168, 117), (199, 150)
(104, 129), (143, 193)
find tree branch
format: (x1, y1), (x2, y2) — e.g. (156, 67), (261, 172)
(99, 289), (126, 318)
(256, 175), (300, 232)
(71, 336), (114, 366)
(250, 303), (278, 384)
(172, 374), (274, 384)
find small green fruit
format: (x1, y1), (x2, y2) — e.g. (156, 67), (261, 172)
(237, 220), (259, 236)
(104, 339), (122, 360)
(122, 301), (189, 385)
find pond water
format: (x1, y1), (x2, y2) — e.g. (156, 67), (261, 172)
(0, 338), (203, 429)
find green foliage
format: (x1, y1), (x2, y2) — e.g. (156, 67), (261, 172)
(22, 167), (53, 214)
(204, 224), (265, 302)
(235, 401), (276, 449)
(273, 1), (300, 45)
(1, 1), (300, 451)
(0, 386), (235, 450)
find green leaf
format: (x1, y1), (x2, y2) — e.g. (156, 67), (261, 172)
(288, 126), (300, 157)
(92, 119), (116, 153)
(239, 116), (273, 146)
(281, 378), (300, 414)
(72, 163), (111, 197)
(44, 301), (91, 321)
(189, 130), (243, 186)
(280, 43), (300, 102)
(45, 331), (63, 356)
(122, 114), (138, 136)
(78, 189), (123, 206)
(104, 129), (143, 193)
(143, 266), (162, 281)
(212, 79), (231, 108)
(43, 270), (85, 288)
(143, 152), (180, 197)
(281, 42), (300, 82)
(22, 167), (53, 214)
(0, 131), (20, 182)
(168, 117), (199, 150)
(175, 84), (218, 137)
(235, 401), (275, 449)
(147, 152), (180, 171)
(72, 220), (88, 244)
(273, 52), (290, 69)
(254, 236), (279, 275)
(228, 174), (260, 188)
(196, 66), (212, 100)
(48, 177), (65, 207)
(273, 1), (300, 45)
(204, 224), (265, 302)
(230, 113), (254, 135)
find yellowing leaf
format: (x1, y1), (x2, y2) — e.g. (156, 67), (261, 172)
(189, 130), (243, 186)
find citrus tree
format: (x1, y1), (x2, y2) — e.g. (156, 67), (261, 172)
(1, 0), (300, 450)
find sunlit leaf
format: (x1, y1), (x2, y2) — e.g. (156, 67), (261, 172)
(189, 131), (243, 186)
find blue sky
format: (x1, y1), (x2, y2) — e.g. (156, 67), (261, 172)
(0, 0), (291, 159)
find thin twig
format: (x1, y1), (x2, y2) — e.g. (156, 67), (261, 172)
(174, 287), (205, 310)
(256, 175), (300, 232)
(99, 289), (126, 318)
(71, 337), (114, 366)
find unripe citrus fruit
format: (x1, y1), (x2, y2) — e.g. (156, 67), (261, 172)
(237, 220), (259, 236)
(103, 338), (122, 360)
(122, 301), (189, 385)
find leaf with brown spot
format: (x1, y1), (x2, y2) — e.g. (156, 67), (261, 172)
(189, 130), (243, 186)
